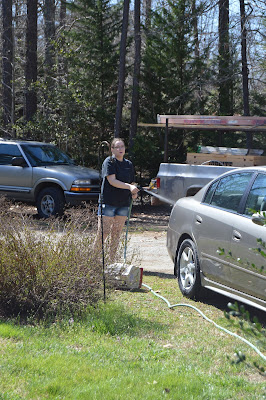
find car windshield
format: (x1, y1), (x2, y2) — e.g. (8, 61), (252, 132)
(21, 144), (75, 167)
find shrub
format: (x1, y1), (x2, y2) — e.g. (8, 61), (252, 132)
(0, 198), (103, 320)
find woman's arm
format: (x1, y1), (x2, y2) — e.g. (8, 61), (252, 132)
(107, 174), (139, 194)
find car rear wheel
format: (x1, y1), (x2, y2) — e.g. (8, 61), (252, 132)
(37, 187), (65, 218)
(176, 239), (201, 299)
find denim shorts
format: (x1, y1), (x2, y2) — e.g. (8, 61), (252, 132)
(97, 204), (129, 217)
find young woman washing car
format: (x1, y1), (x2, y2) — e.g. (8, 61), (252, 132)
(94, 138), (139, 261)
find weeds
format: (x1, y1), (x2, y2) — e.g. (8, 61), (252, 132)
(225, 302), (266, 373)
(0, 198), (104, 320)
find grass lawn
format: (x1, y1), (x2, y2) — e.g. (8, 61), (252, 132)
(0, 274), (265, 400)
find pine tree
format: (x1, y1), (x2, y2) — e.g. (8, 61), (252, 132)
(66, 0), (122, 145)
(139, 0), (200, 165)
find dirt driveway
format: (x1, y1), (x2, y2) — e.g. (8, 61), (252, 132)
(126, 204), (174, 276)
(127, 231), (173, 275)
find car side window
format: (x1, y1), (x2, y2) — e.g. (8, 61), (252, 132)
(244, 173), (266, 216)
(203, 180), (219, 204)
(208, 172), (253, 212)
(0, 144), (22, 165)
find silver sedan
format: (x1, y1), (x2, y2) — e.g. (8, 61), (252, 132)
(167, 167), (266, 312)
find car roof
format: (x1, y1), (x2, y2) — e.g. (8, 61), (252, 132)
(191, 165), (266, 201)
(218, 165), (266, 176)
(0, 139), (54, 146)
(202, 166), (266, 190)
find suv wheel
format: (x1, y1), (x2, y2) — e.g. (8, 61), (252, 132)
(37, 187), (65, 218)
(176, 239), (201, 299)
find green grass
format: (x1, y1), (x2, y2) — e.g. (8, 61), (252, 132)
(0, 275), (265, 400)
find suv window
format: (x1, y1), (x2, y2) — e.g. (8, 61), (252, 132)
(207, 172), (253, 212)
(0, 144), (22, 165)
(244, 173), (266, 215)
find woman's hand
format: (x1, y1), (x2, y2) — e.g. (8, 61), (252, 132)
(129, 184), (139, 195)
(132, 192), (138, 200)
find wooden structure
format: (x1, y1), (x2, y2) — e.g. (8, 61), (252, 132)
(138, 115), (266, 163)
(187, 153), (266, 167)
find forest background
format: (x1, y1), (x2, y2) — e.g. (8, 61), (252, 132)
(1, 0), (265, 183)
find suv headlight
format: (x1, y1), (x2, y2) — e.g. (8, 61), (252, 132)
(70, 179), (92, 192)
(73, 179), (91, 185)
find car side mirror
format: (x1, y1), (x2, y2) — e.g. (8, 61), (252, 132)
(12, 157), (27, 167)
(251, 212), (266, 226)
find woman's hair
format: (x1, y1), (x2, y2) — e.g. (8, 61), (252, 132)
(111, 138), (125, 149)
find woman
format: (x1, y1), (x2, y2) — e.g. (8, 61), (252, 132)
(94, 138), (139, 261)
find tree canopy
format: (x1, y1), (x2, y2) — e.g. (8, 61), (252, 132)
(0, 0), (265, 180)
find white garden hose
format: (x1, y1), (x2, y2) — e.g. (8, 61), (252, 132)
(124, 193), (265, 362)
(142, 283), (266, 362)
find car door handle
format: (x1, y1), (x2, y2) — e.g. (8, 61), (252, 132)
(232, 230), (242, 241)
(195, 215), (202, 224)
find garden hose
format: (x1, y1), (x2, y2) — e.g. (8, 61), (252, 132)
(124, 194), (266, 363)
(124, 199), (133, 261)
(142, 283), (266, 362)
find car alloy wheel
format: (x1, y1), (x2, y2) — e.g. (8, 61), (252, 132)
(176, 239), (201, 299)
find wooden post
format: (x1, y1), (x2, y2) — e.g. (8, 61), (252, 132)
(164, 118), (169, 162)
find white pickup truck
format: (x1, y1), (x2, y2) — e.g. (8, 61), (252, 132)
(150, 163), (236, 205)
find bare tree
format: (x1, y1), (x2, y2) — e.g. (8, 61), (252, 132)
(44, 0), (56, 91)
(2, 0), (13, 130)
(192, 0), (204, 114)
(218, 0), (231, 145)
(25, 0), (37, 123)
(114, 0), (130, 138)
(239, 0), (252, 149)
(144, 0), (152, 29)
(58, 0), (67, 80)
(129, 0), (141, 155)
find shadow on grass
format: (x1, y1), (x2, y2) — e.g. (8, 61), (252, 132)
(194, 290), (265, 326)
(143, 271), (175, 280)
(0, 300), (168, 339)
(84, 302), (168, 337)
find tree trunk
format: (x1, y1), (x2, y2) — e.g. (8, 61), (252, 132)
(2, 0), (13, 129)
(58, 0), (68, 82)
(145, 0), (152, 30)
(239, 0), (252, 150)
(129, 0), (141, 156)
(192, 0), (199, 59)
(192, 0), (203, 115)
(60, 0), (66, 26)
(218, 0), (230, 146)
(114, 0), (130, 138)
(25, 0), (37, 123)
(44, 0), (56, 91)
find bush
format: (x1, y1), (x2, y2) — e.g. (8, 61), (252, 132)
(0, 198), (103, 320)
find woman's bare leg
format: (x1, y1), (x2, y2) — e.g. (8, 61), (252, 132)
(93, 216), (114, 255)
(109, 215), (127, 261)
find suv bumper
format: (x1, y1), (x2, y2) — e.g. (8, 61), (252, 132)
(65, 191), (99, 205)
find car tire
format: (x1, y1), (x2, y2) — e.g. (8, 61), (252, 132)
(176, 239), (201, 299)
(36, 187), (65, 218)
